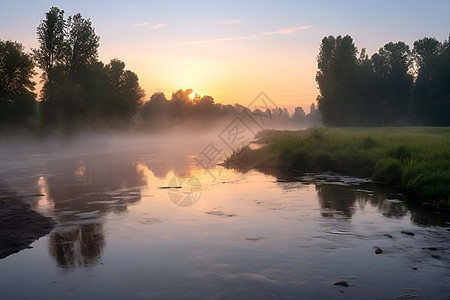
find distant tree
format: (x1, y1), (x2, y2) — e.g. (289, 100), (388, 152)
(0, 40), (37, 127)
(412, 35), (450, 125)
(140, 92), (168, 122)
(171, 89), (192, 103)
(292, 106), (306, 127)
(316, 35), (358, 126)
(306, 103), (322, 127)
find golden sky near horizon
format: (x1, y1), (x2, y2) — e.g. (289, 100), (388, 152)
(2, 0), (450, 112)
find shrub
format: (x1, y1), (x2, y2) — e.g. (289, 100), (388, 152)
(373, 158), (403, 184)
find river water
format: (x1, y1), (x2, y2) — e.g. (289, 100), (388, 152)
(0, 134), (449, 299)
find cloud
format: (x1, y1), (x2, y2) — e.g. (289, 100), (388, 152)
(131, 22), (150, 27)
(184, 35), (256, 45)
(184, 24), (313, 45)
(217, 19), (243, 25)
(152, 24), (167, 29)
(262, 25), (314, 36)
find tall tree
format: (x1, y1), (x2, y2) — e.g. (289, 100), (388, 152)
(0, 40), (37, 127)
(412, 36), (450, 125)
(63, 13), (100, 77)
(316, 35), (358, 126)
(371, 42), (413, 125)
(35, 8), (101, 128)
(33, 7), (65, 82)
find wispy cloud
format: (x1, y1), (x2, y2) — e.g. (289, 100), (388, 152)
(217, 19), (243, 25)
(184, 35), (256, 45)
(184, 24), (313, 45)
(262, 25), (314, 36)
(152, 24), (167, 29)
(131, 22), (150, 27)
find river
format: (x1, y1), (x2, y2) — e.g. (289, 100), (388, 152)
(0, 134), (449, 299)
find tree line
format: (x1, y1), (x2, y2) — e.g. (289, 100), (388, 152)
(0, 7), (320, 133)
(316, 34), (450, 126)
(137, 89), (321, 131)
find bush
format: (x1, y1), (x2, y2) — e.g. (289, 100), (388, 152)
(373, 158), (403, 184)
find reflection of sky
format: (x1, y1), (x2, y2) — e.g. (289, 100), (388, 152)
(1, 1), (449, 110)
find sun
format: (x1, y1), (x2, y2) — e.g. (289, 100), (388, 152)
(189, 90), (202, 100)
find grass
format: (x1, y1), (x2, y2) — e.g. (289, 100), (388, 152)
(223, 127), (450, 208)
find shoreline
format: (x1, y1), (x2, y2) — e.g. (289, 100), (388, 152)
(223, 127), (450, 208)
(0, 189), (55, 260)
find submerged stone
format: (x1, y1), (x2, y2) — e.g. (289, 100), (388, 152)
(333, 281), (350, 287)
(373, 246), (383, 254)
(401, 231), (415, 236)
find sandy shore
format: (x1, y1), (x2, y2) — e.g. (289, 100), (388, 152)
(0, 188), (55, 260)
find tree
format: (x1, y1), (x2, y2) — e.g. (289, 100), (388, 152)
(63, 13), (100, 77)
(371, 41), (413, 125)
(34, 7), (65, 82)
(292, 106), (306, 127)
(101, 59), (145, 122)
(0, 40), (37, 127)
(412, 36), (450, 125)
(35, 8), (103, 128)
(316, 35), (359, 126)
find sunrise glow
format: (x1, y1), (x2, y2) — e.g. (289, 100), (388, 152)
(1, 1), (449, 112)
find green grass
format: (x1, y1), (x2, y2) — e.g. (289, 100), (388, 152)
(224, 127), (450, 207)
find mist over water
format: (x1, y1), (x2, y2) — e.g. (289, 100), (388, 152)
(0, 131), (449, 299)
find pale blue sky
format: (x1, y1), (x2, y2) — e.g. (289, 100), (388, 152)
(1, 0), (449, 110)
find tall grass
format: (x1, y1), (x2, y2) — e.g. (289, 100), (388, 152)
(224, 127), (450, 207)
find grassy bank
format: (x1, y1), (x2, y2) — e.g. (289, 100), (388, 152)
(223, 127), (450, 207)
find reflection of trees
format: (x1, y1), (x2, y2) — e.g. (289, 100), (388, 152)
(316, 183), (408, 220)
(316, 184), (357, 218)
(42, 153), (145, 269)
(48, 223), (105, 268)
(146, 147), (195, 179)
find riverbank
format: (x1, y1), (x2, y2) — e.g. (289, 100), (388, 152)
(0, 186), (55, 259)
(223, 127), (450, 208)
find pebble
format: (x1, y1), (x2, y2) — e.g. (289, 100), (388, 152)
(373, 246), (383, 254)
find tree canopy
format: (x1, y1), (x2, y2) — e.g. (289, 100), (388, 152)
(316, 34), (450, 126)
(0, 40), (37, 127)
(34, 7), (142, 129)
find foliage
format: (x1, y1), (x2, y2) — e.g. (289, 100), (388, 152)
(0, 40), (37, 128)
(34, 7), (142, 129)
(411, 36), (450, 125)
(316, 35), (449, 126)
(137, 89), (321, 131)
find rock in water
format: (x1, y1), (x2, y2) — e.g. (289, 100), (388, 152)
(372, 246), (383, 254)
(333, 281), (350, 287)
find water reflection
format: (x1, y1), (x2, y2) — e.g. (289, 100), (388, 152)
(33, 153), (146, 269)
(8, 140), (449, 274)
(31, 146), (202, 269)
(49, 223), (105, 268)
(316, 183), (408, 220)
(316, 184), (356, 218)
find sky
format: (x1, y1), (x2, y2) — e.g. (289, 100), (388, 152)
(1, 0), (449, 112)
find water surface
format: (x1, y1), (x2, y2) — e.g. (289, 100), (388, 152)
(0, 135), (449, 299)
